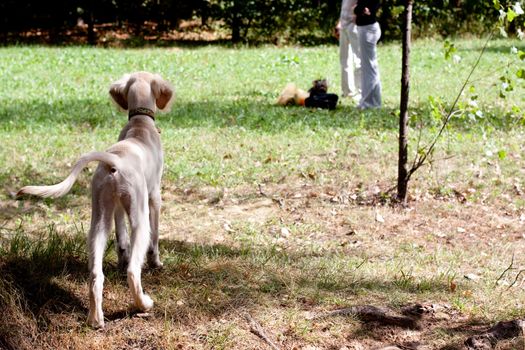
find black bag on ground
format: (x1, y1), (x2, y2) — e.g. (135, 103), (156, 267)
(305, 93), (339, 110)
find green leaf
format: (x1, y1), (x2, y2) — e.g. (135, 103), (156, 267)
(507, 9), (517, 23)
(497, 150), (507, 160)
(517, 69), (525, 79)
(518, 50), (525, 60)
(443, 40), (457, 60)
(493, 0), (500, 10)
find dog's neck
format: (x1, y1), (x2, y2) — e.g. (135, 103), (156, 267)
(128, 107), (155, 121)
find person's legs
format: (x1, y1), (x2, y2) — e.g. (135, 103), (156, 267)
(348, 23), (361, 94)
(339, 28), (351, 97)
(357, 22), (382, 109)
(340, 27), (359, 97)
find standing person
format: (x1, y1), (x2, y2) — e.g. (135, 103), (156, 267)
(336, 0), (361, 101)
(355, 0), (381, 109)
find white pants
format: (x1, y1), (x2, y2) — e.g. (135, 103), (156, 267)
(339, 23), (361, 97)
(357, 22), (381, 109)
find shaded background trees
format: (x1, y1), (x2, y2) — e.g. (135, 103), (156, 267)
(0, 0), (510, 44)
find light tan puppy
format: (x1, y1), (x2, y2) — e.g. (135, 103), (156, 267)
(18, 72), (174, 328)
(276, 83), (309, 106)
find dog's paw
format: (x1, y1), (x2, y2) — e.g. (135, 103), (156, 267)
(117, 249), (130, 271)
(138, 294), (154, 311)
(149, 259), (164, 269)
(118, 257), (130, 272)
(147, 253), (164, 269)
(87, 312), (105, 329)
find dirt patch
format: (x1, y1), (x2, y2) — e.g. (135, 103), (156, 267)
(158, 181), (525, 251)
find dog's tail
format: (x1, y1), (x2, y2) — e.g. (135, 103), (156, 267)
(17, 151), (121, 199)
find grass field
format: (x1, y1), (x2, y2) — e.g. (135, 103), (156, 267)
(2, 38), (525, 349)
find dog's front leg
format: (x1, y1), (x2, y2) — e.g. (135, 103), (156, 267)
(115, 204), (130, 271)
(147, 191), (163, 268)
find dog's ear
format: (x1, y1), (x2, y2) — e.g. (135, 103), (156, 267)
(151, 77), (174, 111)
(109, 74), (133, 111)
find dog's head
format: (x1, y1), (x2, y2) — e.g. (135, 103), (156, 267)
(308, 79), (328, 95)
(109, 72), (174, 113)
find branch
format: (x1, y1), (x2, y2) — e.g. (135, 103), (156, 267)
(507, 268), (525, 289)
(407, 31), (494, 182)
(495, 254), (515, 287)
(243, 312), (281, 350)
(257, 183), (284, 208)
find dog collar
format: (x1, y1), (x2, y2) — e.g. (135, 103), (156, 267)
(128, 107), (155, 121)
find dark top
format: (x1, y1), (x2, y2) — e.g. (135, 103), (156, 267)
(354, 0), (380, 26)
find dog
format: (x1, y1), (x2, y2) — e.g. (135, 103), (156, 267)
(276, 79), (338, 110)
(307, 78), (329, 95)
(17, 71), (174, 328)
(276, 82), (310, 106)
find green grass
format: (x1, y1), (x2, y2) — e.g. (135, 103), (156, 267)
(2, 39), (524, 192)
(2, 39), (525, 349)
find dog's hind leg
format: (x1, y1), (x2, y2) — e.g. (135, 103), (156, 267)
(115, 203), (130, 271)
(87, 187), (115, 328)
(126, 188), (154, 312)
(147, 189), (163, 269)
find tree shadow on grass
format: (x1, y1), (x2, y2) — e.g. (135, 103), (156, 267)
(0, 233), (489, 348)
(0, 98), (398, 132)
(152, 240), (454, 318)
(0, 254), (88, 327)
(1, 97), (518, 135)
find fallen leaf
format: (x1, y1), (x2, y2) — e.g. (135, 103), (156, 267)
(351, 240), (362, 247)
(463, 290), (473, 298)
(449, 280), (457, 292)
(375, 212), (385, 223)
(464, 273), (480, 281)
(496, 280), (510, 286)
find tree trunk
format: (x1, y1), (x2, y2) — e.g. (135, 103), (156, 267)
(86, 10), (96, 46)
(231, 0), (241, 43)
(200, 0), (209, 27)
(397, 0), (413, 203)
